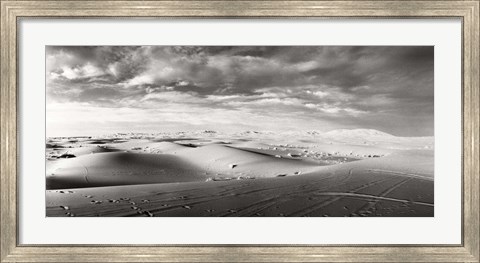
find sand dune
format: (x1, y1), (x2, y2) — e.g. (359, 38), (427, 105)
(46, 152), (206, 189)
(47, 143), (323, 189)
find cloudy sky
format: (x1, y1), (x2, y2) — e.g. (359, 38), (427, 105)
(46, 46), (433, 137)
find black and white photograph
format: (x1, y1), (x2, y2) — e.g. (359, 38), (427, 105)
(45, 46), (434, 217)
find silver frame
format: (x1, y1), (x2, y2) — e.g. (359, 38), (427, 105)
(1, 1), (479, 262)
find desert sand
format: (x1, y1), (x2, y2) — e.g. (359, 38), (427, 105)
(46, 129), (434, 217)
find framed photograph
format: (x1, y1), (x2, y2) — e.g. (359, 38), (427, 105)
(1, 1), (478, 262)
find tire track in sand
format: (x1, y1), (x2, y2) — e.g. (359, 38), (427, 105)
(288, 170), (394, 217)
(353, 177), (413, 216)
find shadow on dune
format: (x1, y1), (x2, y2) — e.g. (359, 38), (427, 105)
(46, 152), (207, 190)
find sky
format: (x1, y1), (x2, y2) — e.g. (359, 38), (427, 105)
(46, 46), (434, 137)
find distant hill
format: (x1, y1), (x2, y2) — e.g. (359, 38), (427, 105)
(323, 129), (395, 138)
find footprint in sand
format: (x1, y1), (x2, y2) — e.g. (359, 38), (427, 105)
(120, 197), (130, 201)
(143, 211), (154, 217)
(141, 199), (150, 203)
(65, 212), (75, 217)
(62, 191), (74, 194)
(60, 205), (69, 210)
(107, 199), (120, 203)
(84, 195), (93, 198)
(90, 200), (102, 204)
(131, 206), (140, 210)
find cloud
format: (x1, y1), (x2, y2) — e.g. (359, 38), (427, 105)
(46, 46), (434, 136)
(58, 63), (104, 80)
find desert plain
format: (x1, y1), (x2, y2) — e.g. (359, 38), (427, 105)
(45, 129), (433, 217)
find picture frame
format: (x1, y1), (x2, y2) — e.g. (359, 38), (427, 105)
(1, 1), (478, 262)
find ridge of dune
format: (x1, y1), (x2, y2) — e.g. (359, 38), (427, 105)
(175, 144), (320, 178)
(149, 141), (192, 153)
(60, 145), (119, 156)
